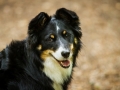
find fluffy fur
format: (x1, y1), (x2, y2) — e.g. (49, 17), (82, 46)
(0, 8), (82, 90)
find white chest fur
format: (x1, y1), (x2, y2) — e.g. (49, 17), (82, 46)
(53, 83), (62, 90)
(43, 57), (72, 90)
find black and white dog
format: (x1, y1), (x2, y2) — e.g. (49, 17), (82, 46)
(0, 8), (82, 90)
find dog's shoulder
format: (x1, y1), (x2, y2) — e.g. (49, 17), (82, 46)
(0, 40), (27, 70)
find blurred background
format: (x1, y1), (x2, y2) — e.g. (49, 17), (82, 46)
(0, 0), (120, 90)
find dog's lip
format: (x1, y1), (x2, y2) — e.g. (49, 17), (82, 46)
(49, 53), (70, 68)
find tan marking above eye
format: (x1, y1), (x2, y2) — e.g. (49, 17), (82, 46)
(50, 34), (55, 39)
(63, 30), (66, 35)
(41, 50), (54, 60)
(37, 45), (42, 50)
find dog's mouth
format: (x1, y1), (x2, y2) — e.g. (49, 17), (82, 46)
(49, 53), (70, 68)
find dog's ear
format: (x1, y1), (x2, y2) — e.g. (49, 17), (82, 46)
(28, 12), (50, 47)
(28, 12), (50, 33)
(55, 8), (82, 38)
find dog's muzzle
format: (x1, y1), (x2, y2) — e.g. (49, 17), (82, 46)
(49, 53), (70, 68)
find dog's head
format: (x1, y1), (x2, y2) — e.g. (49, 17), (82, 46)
(28, 8), (82, 69)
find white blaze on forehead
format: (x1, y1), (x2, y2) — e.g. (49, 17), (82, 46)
(55, 21), (60, 32)
(56, 25), (60, 31)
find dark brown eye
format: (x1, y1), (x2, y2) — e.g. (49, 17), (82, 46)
(46, 34), (55, 42)
(47, 38), (53, 42)
(64, 33), (68, 37)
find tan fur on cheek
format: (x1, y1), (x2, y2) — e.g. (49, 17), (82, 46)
(70, 44), (74, 62)
(70, 44), (74, 51)
(41, 50), (53, 60)
(74, 38), (78, 44)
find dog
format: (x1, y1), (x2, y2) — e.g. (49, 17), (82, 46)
(0, 8), (82, 90)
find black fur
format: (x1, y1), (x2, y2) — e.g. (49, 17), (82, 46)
(0, 8), (82, 90)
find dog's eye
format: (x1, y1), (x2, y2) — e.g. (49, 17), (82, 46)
(46, 37), (54, 42)
(64, 33), (68, 37)
(46, 34), (55, 42)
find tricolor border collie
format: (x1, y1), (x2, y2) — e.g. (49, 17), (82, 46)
(0, 8), (82, 90)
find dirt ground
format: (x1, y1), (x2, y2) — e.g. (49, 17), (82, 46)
(0, 0), (120, 90)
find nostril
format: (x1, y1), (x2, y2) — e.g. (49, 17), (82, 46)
(61, 51), (70, 58)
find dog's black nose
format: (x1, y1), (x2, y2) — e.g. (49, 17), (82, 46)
(61, 51), (70, 58)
